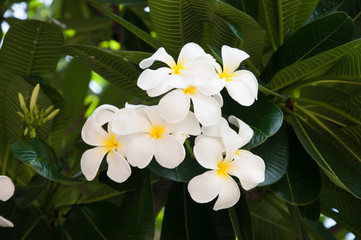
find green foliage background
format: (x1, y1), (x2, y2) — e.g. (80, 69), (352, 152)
(0, 0), (360, 239)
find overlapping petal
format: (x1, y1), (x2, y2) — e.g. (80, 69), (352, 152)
(80, 146), (108, 181)
(187, 170), (222, 203)
(0, 176), (14, 202)
(192, 93), (221, 126)
(112, 109), (151, 135)
(213, 175), (240, 211)
(194, 137), (223, 169)
(154, 135), (185, 168)
(178, 42), (207, 63)
(226, 70), (258, 106)
(137, 68), (170, 91)
(106, 150), (131, 183)
(228, 116), (253, 147)
(126, 135), (155, 168)
(221, 45), (249, 74)
(228, 150), (265, 190)
(0, 216), (14, 228)
(158, 90), (190, 123)
(166, 112), (201, 136)
(81, 115), (109, 146)
(139, 47), (175, 69)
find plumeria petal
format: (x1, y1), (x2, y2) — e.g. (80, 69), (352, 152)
(139, 47), (175, 69)
(186, 61), (218, 86)
(177, 42), (207, 63)
(213, 92), (223, 107)
(112, 108), (151, 135)
(194, 137), (224, 169)
(201, 117), (228, 138)
(167, 70), (194, 89)
(154, 135), (185, 168)
(80, 146), (108, 181)
(0, 216), (14, 228)
(158, 89), (190, 123)
(213, 175), (240, 210)
(137, 68), (170, 91)
(222, 45), (249, 74)
(143, 106), (165, 127)
(147, 80), (173, 97)
(226, 71), (258, 106)
(233, 70), (258, 99)
(81, 114), (109, 146)
(126, 135), (155, 168)
(197, 75), (225, 96)
(228, 150), (265, 190)
(228, 116), (253, 148)
(106, 150), (131, 183)
(166, 111), (201, 136)
(92, 104), (118, 126)
(187, 170), (222, 203)
(0, 176), (14, 202)
(191, 93), (221, 126)
(220, 125), (244, 160)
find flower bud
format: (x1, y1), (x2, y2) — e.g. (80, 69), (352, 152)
(30, 84), (40, 114)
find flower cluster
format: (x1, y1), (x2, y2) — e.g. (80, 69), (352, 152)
(81, 43), (265, 210)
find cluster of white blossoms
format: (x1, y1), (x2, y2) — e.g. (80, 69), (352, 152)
(81, 43), (265, 210)
(0, 175), (15, 227)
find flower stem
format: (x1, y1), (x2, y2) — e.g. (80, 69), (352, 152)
(185, 139), (194, 158)
(2, 144), (10, 175)
(258, 84), (287, 99)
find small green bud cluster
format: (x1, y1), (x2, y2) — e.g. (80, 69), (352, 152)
(17, 84), (60, 138)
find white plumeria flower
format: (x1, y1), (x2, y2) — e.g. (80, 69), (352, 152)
(111, 105), (201, 169)
(0, 176), (15, 227)
(214, 45), (258, 106)
(188, 118), (265, 211)
(81, 104), (132, 183)
(137, 43), (223, 126)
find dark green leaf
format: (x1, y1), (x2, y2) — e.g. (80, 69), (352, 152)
(223, 93), (284, 148)
(320, 176), (361, 236)
(60, 45), (147, 99)
(13, 174), (47, 208)
(338, 0), (361, 39)
(148, 151), (204, 182)
(228, 191), (253, 240)
(262, 12), (354, 83)
(95, 0), (147, 5)
(161, 182), (234, 240)
(291, 114), (361, 198)
(291, 0), (319, 32)
(270, 127), (321, 205)
(10, 138), (79, 183)
(252, 124), (289, 187)
(64, 175), (155, 239)
(302, 220), (337, 240)
(298, 199), (321, 222)
(90, 2), (162, 49)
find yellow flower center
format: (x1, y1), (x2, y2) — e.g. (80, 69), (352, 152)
(218, 70), (234, 82)
(171, 62), (184, 75)
(216, 159), (231, 177)
(104, 134), (119, 151)
(182, 85), (197, 95)
(149, 124), (166, 139)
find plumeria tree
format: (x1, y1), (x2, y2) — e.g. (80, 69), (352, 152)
(0, 0), (361, 239)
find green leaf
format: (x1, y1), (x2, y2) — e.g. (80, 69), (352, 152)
(90, 2), (162, 49)
(268, 39), (361, 92)
(95, 0), (147, 5)
(291, 0), (319, 32)
(10, 138), (79, 183)
(217, 1), (264, 65)
(99, 168), (148, 192)
(320, 177), (361, 236)
(302, 220), (337, 240)
(338, 0), (361, 39)
(60, 45), (147, 99)
(13, 174), (47, 208)
(291, 114), (361, 198)
(110, 50), (152, 64)
(258, 0), (300, 50)
(270, 127), (321, 205)
(262, 12), (354, 83)
(0, 200), (51, 239)
(0, 19), (63, 76)
(228, 191), (253, 240)
(252, 124), (288, 187)
(64, 176), (155, 240)
(249, 194), (298, 239)
(148, 0), (203, 54)
(298, 199), (321, 222)
(161, 182), (235, 240)
(222, 93), (284, 148)
(221, 0), (259, 20)
(148, 150), (205, 182)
